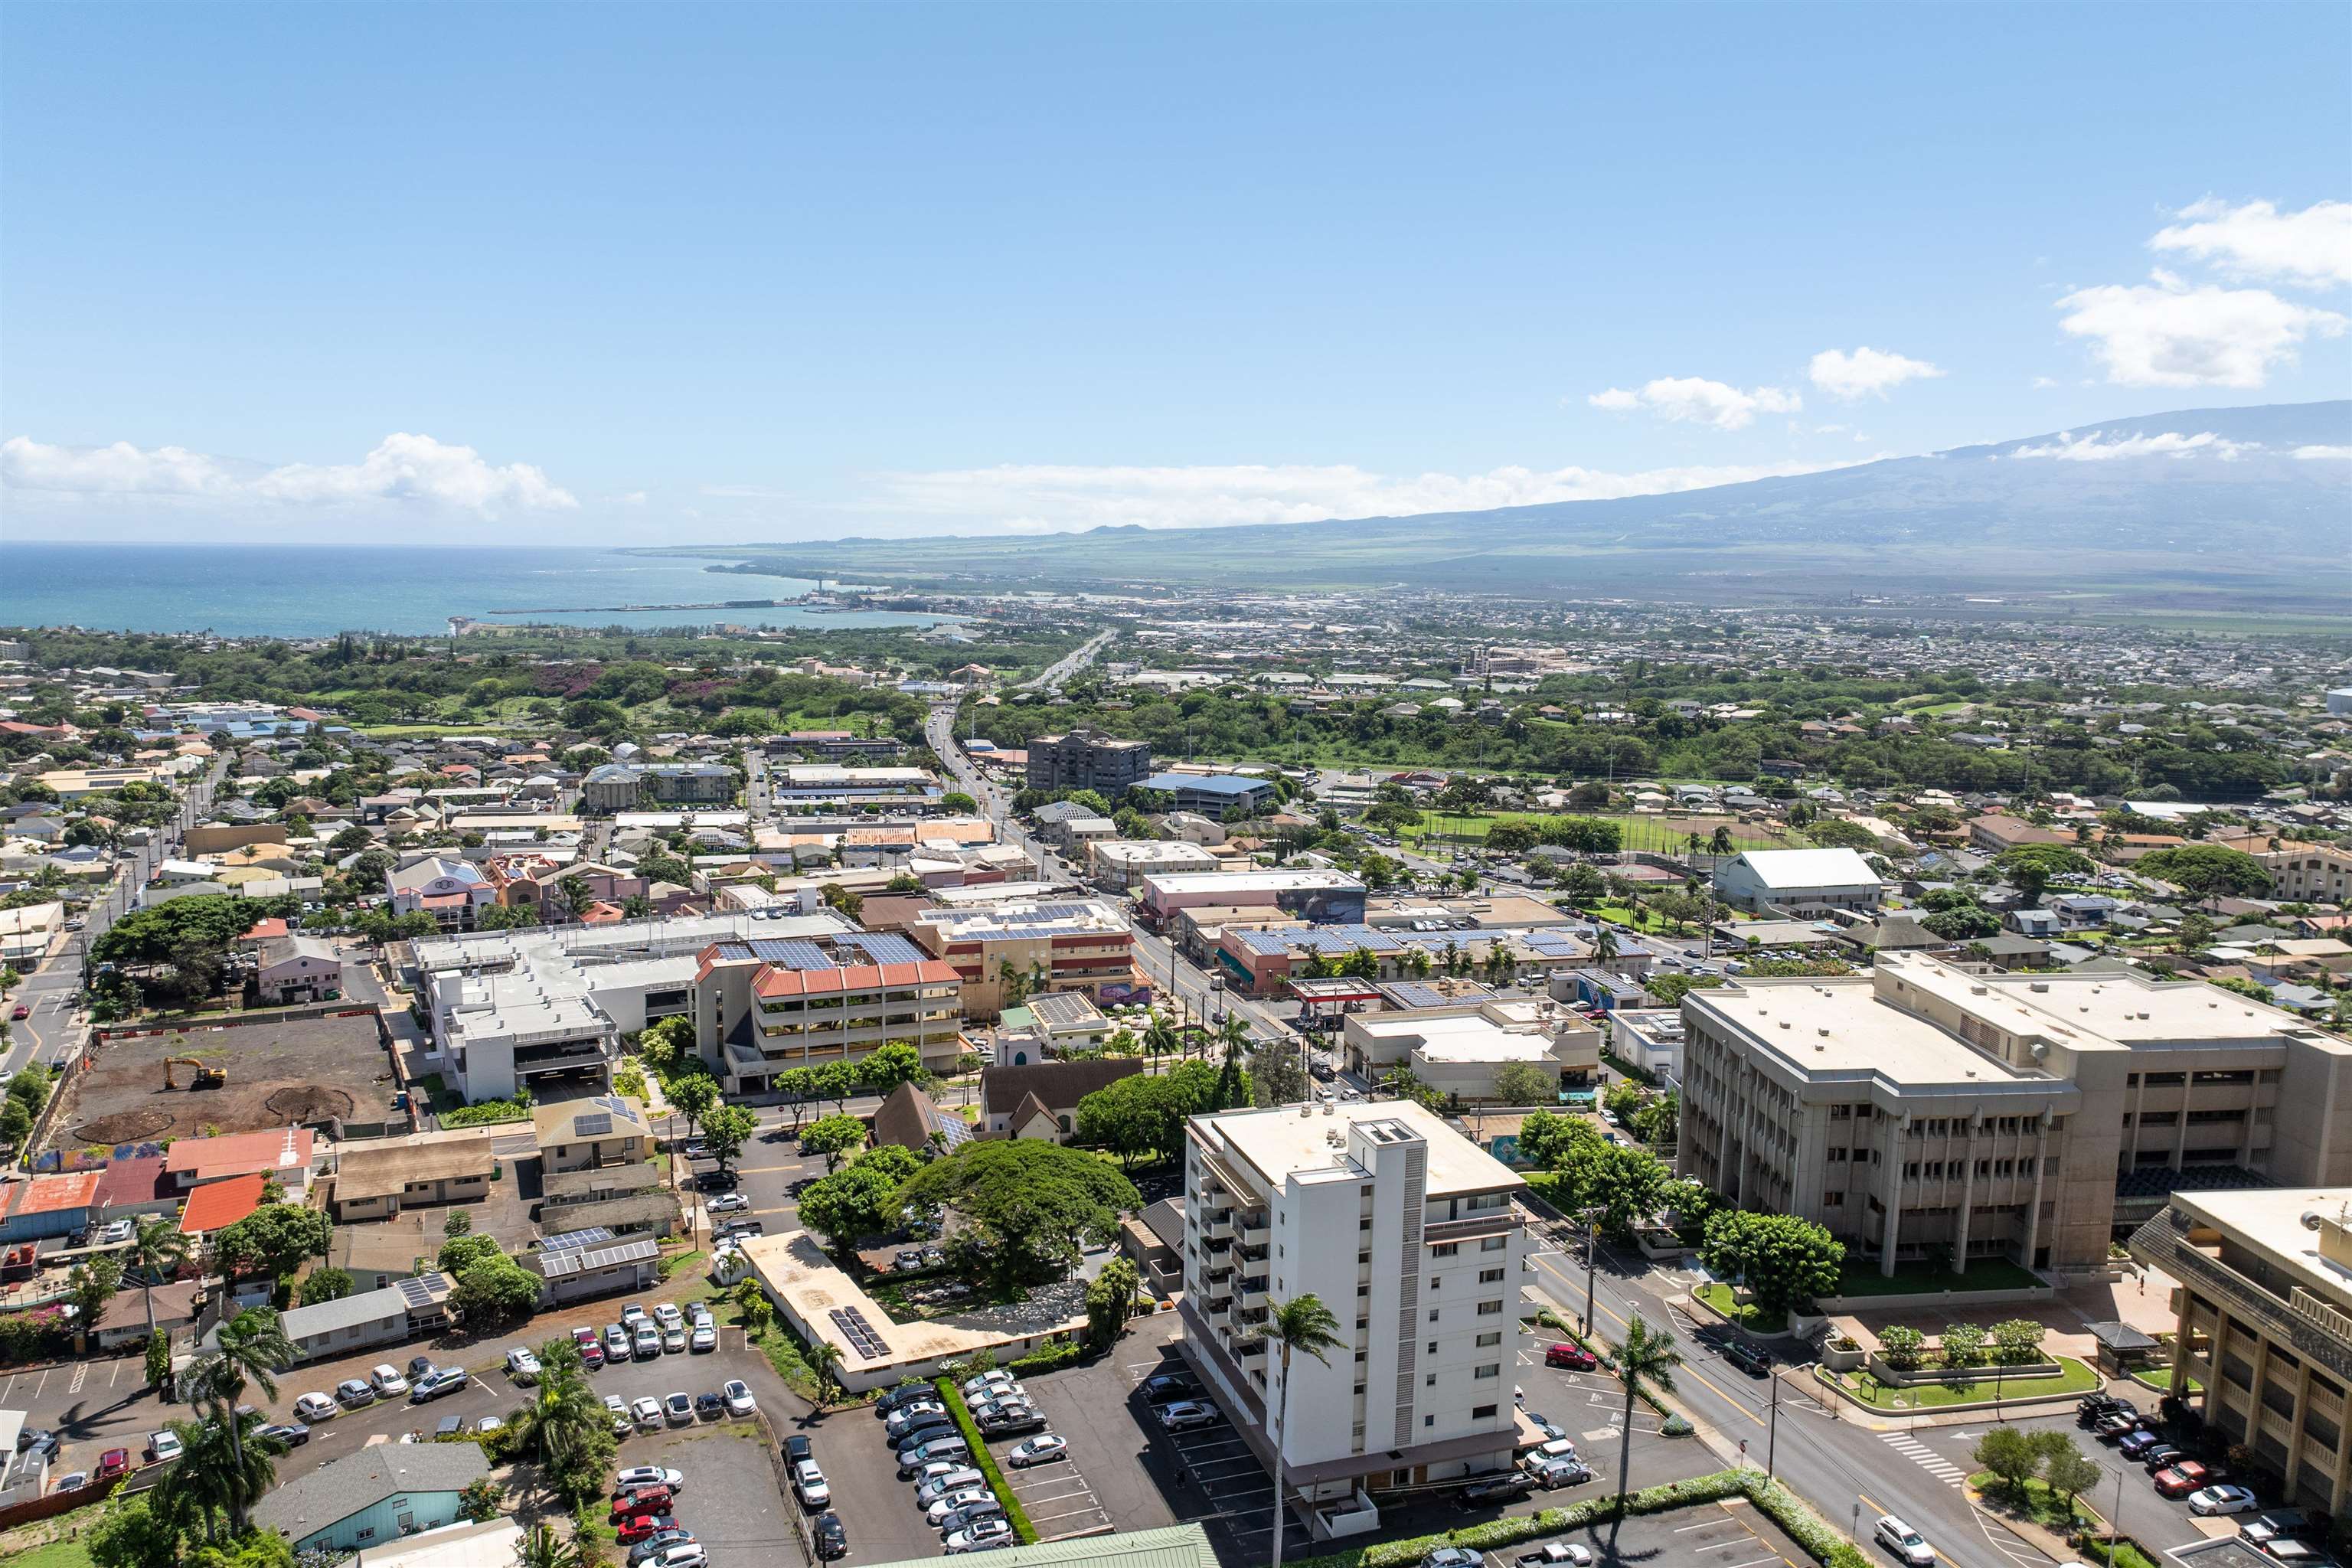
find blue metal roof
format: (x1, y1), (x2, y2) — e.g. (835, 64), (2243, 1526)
(1139, 772), (1271, 798)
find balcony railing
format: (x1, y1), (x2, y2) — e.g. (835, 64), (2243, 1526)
(2129, 1210), (2352, 1381)
(1424, 1205), (1528, 1246)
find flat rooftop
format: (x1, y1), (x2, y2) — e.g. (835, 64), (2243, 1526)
(1144, 870), (1365, 896)
(2174, 1186), (2352, 1311)
(1197, 1097), (1522, 1200)
(1886, 953), (2337, 1052)
(1694, 975), (2045, 1088)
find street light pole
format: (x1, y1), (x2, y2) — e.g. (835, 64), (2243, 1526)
(1583, 1214), (1599, 1336)
(1766, 1367), (1781, 1478)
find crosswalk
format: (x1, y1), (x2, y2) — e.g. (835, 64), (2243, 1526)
(1880, 1431), (1968, 1487)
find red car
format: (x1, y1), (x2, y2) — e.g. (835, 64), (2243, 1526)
(1545, 1343), (1599, 1370)
(95, 1449), (130, 1481)
(610, 1486), (674, 1522)
(2154, 1463), (2213, 1498)
(571, 1326), (606, 1368)
(8, 1004), (27, 1021)
(616, 1514), (680, 1545)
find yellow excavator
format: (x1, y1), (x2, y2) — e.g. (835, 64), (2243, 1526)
(162, 1057), (227, 1091)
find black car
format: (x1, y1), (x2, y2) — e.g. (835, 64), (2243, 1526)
(874, 1385), (934, 1417)
(812, 1511), (847, 1560)
(2078, 1395), (2129, 1426)
(893, 1422), (959, 1455)
(258, 1423), (311, 1448)
(1140, 1373), (1200, 1403)
(15, 1430), (58, 1460)
(1458, 1472), (1538, 1508)
(784, 1434), (813, 1464)
(408, 1354), (436, 1381)
(1723, 1342), (1771, 1377)
(979, 1412), (1047, 1438)
(694, 1393), (724, 1421)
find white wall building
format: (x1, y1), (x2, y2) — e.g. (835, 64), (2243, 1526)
(1710, 847), (1883, 914)
(1181, 1099), (1531, 1537)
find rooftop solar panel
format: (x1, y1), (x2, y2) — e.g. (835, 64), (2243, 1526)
(838, 932), (926, 965)
(540, 1226), (616, 1253)
(749, 938), (839, 972)
(571, 1112), (613, 1138)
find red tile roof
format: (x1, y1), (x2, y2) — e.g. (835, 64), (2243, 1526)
(164, 1128), (315, 1181)
(180, 1173), (266, 1235)
(242, 917), (291, 942)
(93, 1155), (171, 1211)
(751, 959), (961, 998)
(15, 1171), (101, 1217)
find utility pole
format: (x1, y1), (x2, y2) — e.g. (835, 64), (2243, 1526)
(1766, 1366), (1781, 1478)
(1583, 1213), (1599, 1336)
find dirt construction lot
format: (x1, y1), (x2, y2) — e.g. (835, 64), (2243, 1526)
(56, 1009), (402, 1148)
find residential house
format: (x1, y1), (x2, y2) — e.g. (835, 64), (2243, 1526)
(978, 1058), (1144, 1141)
(252, 1441), (488, 1554)
(274, 1274), (452, 1365)
(330, 1129), (496, 1222)
(254, 935), (343, 1004)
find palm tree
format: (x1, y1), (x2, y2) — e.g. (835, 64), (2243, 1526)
(1709, 826), (1735, 855)
(126, 1217), (193, 1340)
(513, 1525), (585, 1568)
(805, 1341), (844, 1407)
(1248, 1295), (1344, 1568)
(1143, 1010), (1181, 1067)
(1609, 1315), (1684, 1516)
(189, 1306), (295, 1529)
(508, 1354), (607, 1505)
(1214, 1014), (1251, 1109)
(1591, 925), (1620, 966)
(157, 1407), (283, 1544)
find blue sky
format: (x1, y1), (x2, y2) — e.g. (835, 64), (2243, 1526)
(4, 2), (2347, 544)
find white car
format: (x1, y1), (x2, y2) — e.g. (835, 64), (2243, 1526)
(1158, 1400), (1218, 1431)
(946, 1519), (1016, 1554)
(722, 1380), (757, 1416)
(50, 1471), (89, 1494)
(926, 1487), (998, 1527)
(1874, 1516), (1936, 1568)
(146, 1432), (184, 1463)
(631, 1396), (664, 1431)
(792, 1459), (831, 1509)
(617, 1466), (686, 1492)
(887, 1402), (949, 1438)
(652, 1302), (684, 1329)
(690, 1323), (717, 1354)
(369, 1364), (410, 1396)
(961, 1370), (1016, 1397)
(506, 1348), (543, 1382)
(916, 1468), (988, 1504)
(2188, 1485), (2260, 1516)
(1008, 1435), (1068, 1468)
(605, 1395), (632, 1436)
(646, 1549), (707, 1568)
(1517, 1548), (1593, 1566)
(707, 1192), (750, 1214)
(293, 1392), (340, 1423)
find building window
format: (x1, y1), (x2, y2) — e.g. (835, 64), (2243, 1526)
(1476, 1331), (1501, 1347)
(1426, 1415), (1436, 1427)
(1429, 1309), (1440, 1323)
(1431, 1243), (1459, 1256)
(1478, 1268), (1504, 1284)
(1823, 1192), (1844, 1207)
(1473, 1403), (1498, 1419)
(1474, 1364), (1501, 1379)
(1481, 1236), (1508, 1251)
(1426, 1373), (1437, 1387)
(1427, 1341), (1437, 1354)
(1476, 1300), (1503, 1316)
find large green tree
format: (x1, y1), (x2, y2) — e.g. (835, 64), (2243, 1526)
(799, 1114), (867, 1172)
(2135, 844), (2272, 907)
(898, 1139), (1140, 1289)
(702, 1102), (760, 1178)
(1696, 1210), (1844, 1312)
(212, 1206), (332, 1284)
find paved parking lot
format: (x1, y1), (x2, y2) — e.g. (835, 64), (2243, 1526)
(613, 1417), (791, 1568)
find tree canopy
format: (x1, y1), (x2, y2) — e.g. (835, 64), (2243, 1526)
(213, 1205), (332, 1282)
(2135, 844), (2272, 905)
(1696, 1210), (1844, 1312)
(899, 1139), (1141, 1289)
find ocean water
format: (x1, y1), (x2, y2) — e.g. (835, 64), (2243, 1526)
(0, 542), (949, 639)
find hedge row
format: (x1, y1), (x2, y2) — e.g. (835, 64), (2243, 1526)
(932, 1377), (1039, 1544)
(1289, 1471), (1752, 1568)
(1288, 1468), (1868, 1568)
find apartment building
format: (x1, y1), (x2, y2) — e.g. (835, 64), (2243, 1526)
(1678, 953), (2352, 1279)
(1088, 838), (1220, 889)
(387, 855), (496, 930)
(2127, 1187), (2352, 1520)
(1181, 1099), (1531, 1537)
(907, 898), (1137, 1019)
(1140, 870), (1368, 930)
(1026, 728), (1154, 799)
(690, 930), (965, 1093)
(2255, 844), (2352, 905)
(1341, 999), (1601, 1102)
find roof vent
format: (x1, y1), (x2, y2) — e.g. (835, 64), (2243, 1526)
(2029, 982), (2050, 992)
(1817, 1027), (1830, 1037)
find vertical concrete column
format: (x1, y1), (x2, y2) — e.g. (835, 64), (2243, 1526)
(1952, 1112), (1982, 1274)
(2020, 1113), (2051, 1270)
(1880, 1112), (1909, 1277)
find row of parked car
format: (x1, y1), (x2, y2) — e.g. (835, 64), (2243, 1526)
(875, 1371), (1068, 1553)
(571, 1300), (718, 1367)
(2076, 1393), (2326, 1536)
(610, 1463), (705, 1568)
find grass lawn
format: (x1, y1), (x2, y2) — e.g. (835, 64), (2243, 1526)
(2077, 1540), (2163, 1568)
(1831, 1256), (2043, 1296)
(1968, 1472), (2102, 1531)
(0, 1541), (95, 1568)
(1400, 811), (1798, 857)
(2131, 1366), (2202, 1394)
(1823, 1354), (2102, 1410)
(1694, 1281), (1788, 1334)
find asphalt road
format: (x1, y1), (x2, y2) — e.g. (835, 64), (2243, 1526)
(8, 756), (227, 1075)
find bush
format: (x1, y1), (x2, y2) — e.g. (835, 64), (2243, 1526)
(1010, 1337), (1085, 1377)
(933, 1378), (1038, 1544)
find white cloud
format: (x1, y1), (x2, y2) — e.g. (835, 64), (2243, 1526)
(2030, 376), (2060, 390)
(2149, 198), (2352, 289)
(2008, 430), (2255, 462)
(1586, 377), (1800, 430)
(2, 432), (577, 514)
(2054, 270), (2345, 387)
(1808, 346), (1945, 400)
(2293, 444), (2352, 459)
(858, 455), (1866, 534)
(0, 436), (234, 496)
